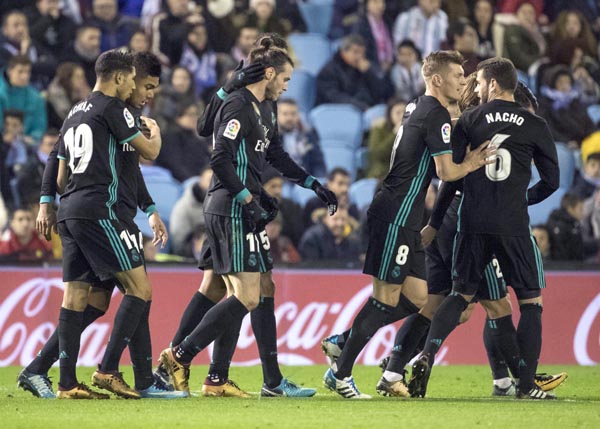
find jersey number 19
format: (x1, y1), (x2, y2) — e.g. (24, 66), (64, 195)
(64, 124), (94, 174)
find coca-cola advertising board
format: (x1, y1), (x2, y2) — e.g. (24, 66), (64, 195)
(0, 267), (598, 367)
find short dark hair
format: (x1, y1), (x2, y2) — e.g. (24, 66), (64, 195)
(328, 167), (350, 182)
(43, 128), (60, 139)
(587, 153), (600, 162)
(476, 57), (518, 93)
(7, 55), (31, 69)
(249, 38), (294, 72)
(514, 81), (538, 111)
(95, 49), (135, 80)
(133, 51), (162, 79)
(278, 98), (297, 107)
(422, 50), (464, 80)
(560, 193), (583, 210)
(3, 109), (24, 122)
(254, 32), (288, 50)
(2, 10), (25, 27)
(76, 23), (101, 39)
(340, 34), (366, 51)
(397, 39), (422, 61)
(447, 17), (474, 42)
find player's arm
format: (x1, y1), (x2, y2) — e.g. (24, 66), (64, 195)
(57, 159), (68, 194)
(37, 136), (61, 240)
(421, 180), (463, 246)
(527, 124), (560, 205)
(135, 166), (168, 247)
(127, 116), (162, 160)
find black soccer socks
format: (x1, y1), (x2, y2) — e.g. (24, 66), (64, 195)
(208, 311), (244, 383)
(386, 313), (431, 374)
(58, 308), (84, 389)
(171, 292), (216, 346)
(251, 297), (283, 388)
(517, 303), (543, 392)
(129, 300), (153, 390)
(422, 294), (469, 364)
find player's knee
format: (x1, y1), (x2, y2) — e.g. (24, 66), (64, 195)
(241, 296), (260, 311)
(88, 288), (112, 312)
(459, 303), (476, 324)
(62, 291), (88, 311)
(260, 273), (275, 297)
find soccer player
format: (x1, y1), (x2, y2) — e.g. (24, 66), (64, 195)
(322, 51), (495, 399)
(41, 50), (162, 399)
(409, 58), (559, 400)
(18, 52), (186, 399)
(159, 39), (336, 396)
(155, 34), (333, 398)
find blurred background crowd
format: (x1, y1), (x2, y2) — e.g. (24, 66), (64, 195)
(1, 0), (600, 267)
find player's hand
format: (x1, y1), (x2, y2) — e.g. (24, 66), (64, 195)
(311, 181), (338, 216)
(223, 60), (266, 93)
(420, 224), (438, 247)
(148, 212), (168, 248)
(140, 118), (152, 139)
(258, 190), (279, 229)
(140, 116), (160, 139)
(465, 141), (496, 172)
(244, 200), (270, 232)
(36, 203), (57, 241)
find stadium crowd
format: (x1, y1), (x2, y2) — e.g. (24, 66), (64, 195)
(0, 0), (599, 265)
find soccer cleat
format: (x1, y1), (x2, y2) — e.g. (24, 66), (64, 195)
(138, 382), (188, 399)
(260, 378), (317, 397)
(408, 356), (431, 398)
(517, 386), (556, 400)
(159, 348), (190, 394)
(379, 356), (390, 372)
(153, 363), (174, 391)
(57, 383), (110, 399)
(323, 368), (371, 399)
(492, 381), (516, 397)
(376, 376), (410, 397)
(321, 335), (343, 364)
(534, 372), (568, 392)
(91, 368), (141, 399)
(17, 369), (56, 398)
(202, 379), (251, 398)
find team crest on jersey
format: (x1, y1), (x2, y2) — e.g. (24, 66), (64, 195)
(391, 266), (402, 278)
(123, 108), (135, 128)
(441, 123), (451, 144)
(223, 119), (241, 140)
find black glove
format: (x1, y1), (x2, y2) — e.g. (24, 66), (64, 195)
(223, 60), (265, 93)
(244, 199), (270, 232)
(259, 190), (279, 226)
(311, 180), (338, 216)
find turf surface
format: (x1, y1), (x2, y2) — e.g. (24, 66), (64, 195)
(1, 365), (599, 428)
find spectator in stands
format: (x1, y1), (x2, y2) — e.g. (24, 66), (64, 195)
(128, 29), (150, 53)
(151, 0), (204, 66)
(471, 0), (495, 59)
(0, 55), (47, 141)
(583, 190), (600, 262)
(24, 0), (77, 58)
(244, 0), (292, 37)
(367, 96), (406, 179)
(303, 167), (360, 227)
(202, 0), (238, 53)
(498, 0), (544, 15)
(538, 65), (595, 148)
(230, 25), (259, 63)
(531, 224), (551, 259)
(16, 128), (57, 207)
(277, 98), (327, 178)
(87, 0), (139, 52)
(61, 24), (101, 87)
(572, 137), (600, 199)
(180, 22), (234, 102)
(265, 213), (301, 264)
(276, 0), (306, 33)
(169, 167), (212, 257)
(503, 1), (545, 72)
(262, 169), (305, 247)
(0, 206), (53, 261)
(547, 193), (598, 261)
(390, 40), (425, 102)
(152, 65), (202, 133)
(299, 207), (362, 264)
(545, 1), (600, 27)
(352, 0), (394, 73)
(446, 18), (480, 76)
(315, 34), (390, 110)
(156, 104), (211, 182)
(46, 62), (90, 129)
(550, 10), (597, 59)
(392, 0), (448, 57)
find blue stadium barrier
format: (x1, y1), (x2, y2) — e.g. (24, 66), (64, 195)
(349, 178), (378, 211)
(288, 33), (332, 76)
(285, 69), (316, 114)
(298, 0), (334, 36)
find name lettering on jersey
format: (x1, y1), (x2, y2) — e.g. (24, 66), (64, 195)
(123, 108), (135, 128)
(67, 101), (93, 118)
(122, 143), (136, 152)
(441, 123), (451, 144)
(223, 119), (241, 140)
(485, 112), (524, 126)
(405, 102), (416, 115)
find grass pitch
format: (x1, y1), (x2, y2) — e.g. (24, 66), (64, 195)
(1, 365), (599, 429)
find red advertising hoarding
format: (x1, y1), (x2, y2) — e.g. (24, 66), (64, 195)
(0, 267), (598, 367)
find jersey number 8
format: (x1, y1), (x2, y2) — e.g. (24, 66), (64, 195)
(64, 124), (94, 174)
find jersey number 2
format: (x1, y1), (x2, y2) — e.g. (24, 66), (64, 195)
(64, 124), (94, 174)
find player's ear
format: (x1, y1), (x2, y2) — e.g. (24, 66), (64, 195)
(432, 73), (442, 88)
(115, 71), (124, 85)
(265, 66), (275, 81)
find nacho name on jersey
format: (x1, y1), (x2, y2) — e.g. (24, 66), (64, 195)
(485, 111), (524, 126)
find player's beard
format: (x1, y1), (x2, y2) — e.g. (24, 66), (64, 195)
(480, 85), (490, 104)
(265, 79), (278, 101)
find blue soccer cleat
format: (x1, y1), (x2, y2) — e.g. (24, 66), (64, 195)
(323, 368), (371, 399)
(261, 377), (317, 397)
(138, 381), (188, 399)
(17, 368), (56, 399)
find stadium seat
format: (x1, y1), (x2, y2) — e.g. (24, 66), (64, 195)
(349, 178), (378, 211)
(297, 0), (334, 36)
(517, 70), (530, 87)
(182, 176), (198, 190)
(145, 177), (183, 222)
(289, 184), (316, 207)
(587, 104), (600, 125)
(321, 146), (356, 179)
(362, 104), (386, 131)
(309, 104), (363, 150)
(285, 70), (316, 114)
(555, 143), (575, 190)
(288, 33), (332, 76)
(528, 187), (565, 225)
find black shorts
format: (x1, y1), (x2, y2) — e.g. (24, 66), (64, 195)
(204, 213), (273, 275)
(197, 239), (213, 270)
(363, 216), (426, 284)
(452, 232), (545, 299)
(59, 218), (143, 282)
(427, 234), (507, 301)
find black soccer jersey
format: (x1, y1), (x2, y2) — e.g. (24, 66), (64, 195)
(452, 99), (559, 236)
(368, 95), (454, 231)
(57, 91), (141, 221)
